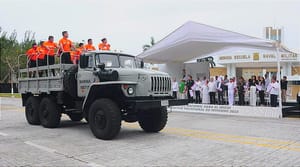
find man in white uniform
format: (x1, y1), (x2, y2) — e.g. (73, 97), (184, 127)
(194, 78), (202, 103)
(226, 78), (236, 106)
(172, 78), (178, 99)
(208, 78), (217, 104)
(267, 77), (280, 107)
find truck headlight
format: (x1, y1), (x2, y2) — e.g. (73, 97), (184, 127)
(138, 74), (147, 81)
(127, 87), (134, 95)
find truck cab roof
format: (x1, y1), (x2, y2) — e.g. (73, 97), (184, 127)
(84, 50), (136, 58)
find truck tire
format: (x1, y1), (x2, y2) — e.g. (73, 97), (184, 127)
(39, 97), (61, 128)
(64, 65), (78, 98)
(138, 107), (168, 132)
(68, 113), (83, 122)
(88, 99), (121, 140)
(25, 96), (41, 125)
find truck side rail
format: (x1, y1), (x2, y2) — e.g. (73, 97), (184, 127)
(18, 51), (75, 94)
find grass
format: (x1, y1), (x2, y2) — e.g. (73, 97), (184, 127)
(0, 93), (21, 98)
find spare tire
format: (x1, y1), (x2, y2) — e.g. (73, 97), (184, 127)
(64, 65), (78, 98)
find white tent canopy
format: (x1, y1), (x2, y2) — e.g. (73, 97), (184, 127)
(137, 21), (290, 63)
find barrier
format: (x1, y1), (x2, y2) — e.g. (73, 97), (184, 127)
(169, 103), (282, 118)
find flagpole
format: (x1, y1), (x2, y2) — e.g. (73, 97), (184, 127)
(276, 43), (282, 118)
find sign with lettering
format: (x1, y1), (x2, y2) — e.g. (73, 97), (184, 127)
(218, 53), (299, 64)
(169, 104), (282, 118)
(253, 53), (259, 60)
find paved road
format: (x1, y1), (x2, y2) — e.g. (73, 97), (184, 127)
(1, 97), (300, 166)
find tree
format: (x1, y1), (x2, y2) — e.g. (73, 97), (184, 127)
(142, 37), (155, 51)
(0, 27), (35, 83)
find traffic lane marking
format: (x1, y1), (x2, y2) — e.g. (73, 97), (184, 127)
(87, 162), (106, 167)
(0, 132), (9, 136)
(24, 141), (57, 153)
(1, 105), (24, 112)
(123, 122), (300, 152)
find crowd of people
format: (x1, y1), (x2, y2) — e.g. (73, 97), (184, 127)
(172, 69), (288, 107)
(25, 31), (111, 77)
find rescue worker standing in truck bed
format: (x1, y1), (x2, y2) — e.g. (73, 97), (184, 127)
(72, 43), (85, 64)
(84, 39), (96, 51)
(59, 31), (75, 64)
(26, 43), (38, 77)
(98, 38), (111, 50)
(43, 36), (58, 76)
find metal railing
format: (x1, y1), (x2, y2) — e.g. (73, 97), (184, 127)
(18, 50), (76, 93)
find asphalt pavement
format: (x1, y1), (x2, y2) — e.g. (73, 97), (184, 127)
(1, 97), (300, 166)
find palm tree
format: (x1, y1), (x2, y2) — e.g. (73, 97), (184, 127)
(142, 37), (155, 51)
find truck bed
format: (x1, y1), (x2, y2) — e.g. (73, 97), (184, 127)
(18, 64), (74, 94)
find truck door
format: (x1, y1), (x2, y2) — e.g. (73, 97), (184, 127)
(77, 54), (99, 97)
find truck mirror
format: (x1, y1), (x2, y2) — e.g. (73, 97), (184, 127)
(80, 55), (89, 68)
(97, 63), (105, 71)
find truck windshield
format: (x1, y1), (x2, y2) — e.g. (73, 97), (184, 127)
(95, 53), (137, 68)
(119, 56), (136, 68)
(95, 54), (119, 68)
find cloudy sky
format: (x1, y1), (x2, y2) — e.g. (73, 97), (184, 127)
(1, 0), (299, 55)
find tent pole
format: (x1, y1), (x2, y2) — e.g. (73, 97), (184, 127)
(276, 46), (282, 117)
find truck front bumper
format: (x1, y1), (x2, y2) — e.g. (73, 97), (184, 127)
(128, 99), (189, 110)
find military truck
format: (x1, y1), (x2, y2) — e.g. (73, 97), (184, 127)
(18, 51), (188, 140)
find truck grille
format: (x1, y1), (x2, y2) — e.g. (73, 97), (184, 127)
(150, 76), (171, 94)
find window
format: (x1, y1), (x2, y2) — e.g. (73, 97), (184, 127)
(88, 55), (94, 68)
(119, 56), (136, 68)
(95, 54), (119, 68)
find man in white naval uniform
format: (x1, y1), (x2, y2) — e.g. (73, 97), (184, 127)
(226, 78), (236, 106)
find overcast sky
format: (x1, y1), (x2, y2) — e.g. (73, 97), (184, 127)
(1, 0), (299, 55)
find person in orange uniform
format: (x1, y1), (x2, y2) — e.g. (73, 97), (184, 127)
(59, 31), (75, 64)
(98, 38), (111, 50)
(43, 36), (58, 76)
(84, 39), (96, 51)
(72, 43), (85, 64)
(26, 43), (38, 77)
(43, 36), (58, 65)
(37, 41), (47, 67)
(36, 41), (47, 77)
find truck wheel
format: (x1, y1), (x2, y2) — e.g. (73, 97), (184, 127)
(39, 97), (61, 128)
(68, 113), (83, 122)
(88, 99), (121, 140)
(138, 107), (168, 132)
(25, 96), (41, 125)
